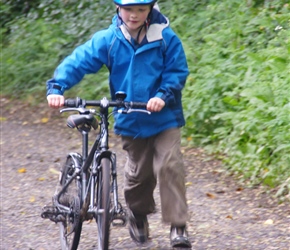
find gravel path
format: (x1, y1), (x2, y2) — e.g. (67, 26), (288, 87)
(1, 98), (289, 250)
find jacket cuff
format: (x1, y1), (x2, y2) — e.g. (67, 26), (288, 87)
(155, 91), (166, 100)
(155, 91), (170, 105)
(46, 80), (65, 96)
(46, 88), (63, 96)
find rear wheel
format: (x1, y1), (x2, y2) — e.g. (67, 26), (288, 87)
(96, 157), (112, 250)
(59, 157), (83, 250)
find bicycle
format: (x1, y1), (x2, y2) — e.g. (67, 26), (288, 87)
(41, 91), (150, 250)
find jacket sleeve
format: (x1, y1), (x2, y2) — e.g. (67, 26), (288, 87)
(155, 29), (189, 105)
(46, 31), (109, 96)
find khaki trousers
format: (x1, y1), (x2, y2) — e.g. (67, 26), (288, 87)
(121, 128), (188, 225)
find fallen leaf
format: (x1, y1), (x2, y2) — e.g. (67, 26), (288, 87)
(49, 167), (60, 175)
(29, 196), (35, 202)
(18, 168), (27, 173)
(185, 182), (193, 187)
(38, 177), (45, 181)
(206, 192), (216, 199)
(264, 219), (274, 225)
(226, 215), (233, 220)
(41, 117), (49, 123)
(54, 158), (61, 163)
(0, 117), (7, 121)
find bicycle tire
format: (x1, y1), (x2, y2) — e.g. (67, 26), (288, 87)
(96, 157), (112, 250)
(59, 156), (83, 250)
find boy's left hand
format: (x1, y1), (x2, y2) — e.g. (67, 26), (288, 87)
(147, 97), (165, 112)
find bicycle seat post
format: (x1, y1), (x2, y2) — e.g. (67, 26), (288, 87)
(81, 130), (89, 161)
(80, 130), (89, 200)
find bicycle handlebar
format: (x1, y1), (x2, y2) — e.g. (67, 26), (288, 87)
(63, 97), (150, 115)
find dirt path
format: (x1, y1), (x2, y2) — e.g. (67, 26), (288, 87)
(1, 98), (289, 250)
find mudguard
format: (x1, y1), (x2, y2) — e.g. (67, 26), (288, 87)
(67, 152), (83, 169)
(59, 153), (83, 185)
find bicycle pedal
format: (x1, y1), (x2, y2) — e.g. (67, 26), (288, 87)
(41, 205), (54, 215)
(41, 205), (64, 223)
(111, 213), (127, 227)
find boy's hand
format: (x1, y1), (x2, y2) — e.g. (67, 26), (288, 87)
(147, 97), (165, 112)
(47, 94), (65, 109)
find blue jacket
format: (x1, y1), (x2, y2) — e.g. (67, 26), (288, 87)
(47, 9), (189, 138)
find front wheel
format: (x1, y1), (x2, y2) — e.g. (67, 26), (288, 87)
(96, 157), (112, 250)
(59, 157), (83, 250)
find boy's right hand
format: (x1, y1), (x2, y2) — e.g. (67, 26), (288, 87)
(47, 94), (65, 109)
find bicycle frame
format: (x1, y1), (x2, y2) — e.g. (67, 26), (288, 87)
(53, 100), (123, 223)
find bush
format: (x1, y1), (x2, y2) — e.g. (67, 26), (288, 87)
(178, 0), (290, 195)
(1, 0), (114, 98)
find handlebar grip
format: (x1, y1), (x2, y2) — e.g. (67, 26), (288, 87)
(130, 102), (147, 109)
(85, 100), (101, 106)
(64, 97), (84, 107)
(64, 99), (77, 107)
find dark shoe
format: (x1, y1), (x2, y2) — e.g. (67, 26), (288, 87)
(170, 225), (192, 248)
(128, 212), (149, 244)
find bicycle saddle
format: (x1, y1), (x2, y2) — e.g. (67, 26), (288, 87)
(67, 114), (98, 130)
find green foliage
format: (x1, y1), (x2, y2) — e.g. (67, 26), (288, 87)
(174, 0), (290, 195)
(1, 0), (42, 28)
(1, 0), (114, 98)
(1, 0), (290, 196)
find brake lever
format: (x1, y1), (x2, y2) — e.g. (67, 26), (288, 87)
(118, 108), (151, 115)
(60, 108), (96, 115)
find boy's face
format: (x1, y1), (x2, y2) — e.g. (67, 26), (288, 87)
(119, 5), (151, 32)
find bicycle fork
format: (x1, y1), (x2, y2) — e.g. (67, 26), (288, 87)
(110, 153), (127, 226)
(87, 152), (127, 226)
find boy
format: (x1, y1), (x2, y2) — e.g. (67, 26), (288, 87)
(46, 0), (191, 248)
